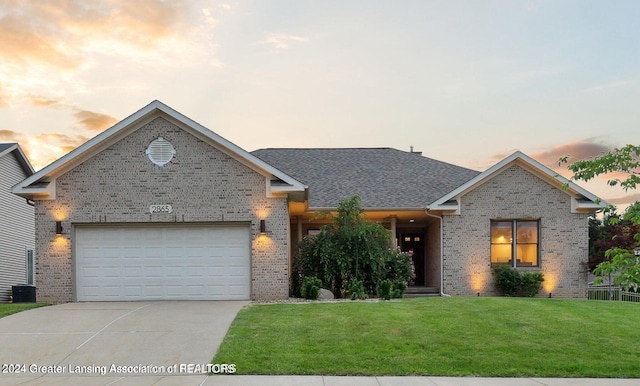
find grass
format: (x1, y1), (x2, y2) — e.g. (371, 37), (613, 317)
(213, 297), (640, 377)
(0, 303), (48, 318)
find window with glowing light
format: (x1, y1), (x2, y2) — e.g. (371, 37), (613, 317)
(490, 220), (539, 267)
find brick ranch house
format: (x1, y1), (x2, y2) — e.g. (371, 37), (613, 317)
(13, 101), (605, 303)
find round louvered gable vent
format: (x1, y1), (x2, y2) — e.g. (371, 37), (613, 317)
(146, 137), (175, 166)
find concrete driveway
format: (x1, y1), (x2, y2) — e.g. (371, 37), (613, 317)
(0, 301), (248, 385)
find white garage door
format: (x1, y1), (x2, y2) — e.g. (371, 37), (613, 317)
(75, 225), (250, 301)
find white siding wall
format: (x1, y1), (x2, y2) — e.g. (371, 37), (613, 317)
(0, 152), (35, 301)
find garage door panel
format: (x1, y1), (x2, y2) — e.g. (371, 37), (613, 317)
(76, 225), (250, 301)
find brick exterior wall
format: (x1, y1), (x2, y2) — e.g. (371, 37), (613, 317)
(442, 163), (589, 298)
(35, 117), (290, 303)
(424, 222), (441, 289)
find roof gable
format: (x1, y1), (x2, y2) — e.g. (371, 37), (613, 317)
(429, 151), (606, 214)
(13, 101), (305, 199)
(252, 147), (480, 209)
(0, 143), (35, 178)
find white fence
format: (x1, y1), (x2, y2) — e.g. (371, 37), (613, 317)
(587, 284), (640, 302)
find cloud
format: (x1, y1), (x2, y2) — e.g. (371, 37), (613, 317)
(0, 84), (9, 107)
(0, 129), (21, 142)
(583, 80), (630, 93)
(28, 95), (62, 107)
(0, 129), (89, 170)
(20, 94), (118, 132)
(0, 1), (193, 63)
(73, 110), (118, 131)
(529, 139), (611, 167)
(258, 33), (308, 50)
(0, 1), (219, 107)
(29, 133), (89, 169)
(606, 193), (640, 206)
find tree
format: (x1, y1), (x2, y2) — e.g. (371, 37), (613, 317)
(292, 196), (414, 298)
(561, 145), (640, 291)
(587, 209), (640, 271)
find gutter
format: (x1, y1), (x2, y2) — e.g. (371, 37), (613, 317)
(425, 209), (450, 297)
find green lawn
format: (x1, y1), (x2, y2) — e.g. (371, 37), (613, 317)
(0, 303), (48, 318)
(213, 297), (640, 377)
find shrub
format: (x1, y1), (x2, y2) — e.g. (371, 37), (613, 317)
(384, 247), (415, 286)
(301, 276), (322, 300)
(521, 272), (545, 297)
(493, 265), (522, 296)
(391, 281), (406, 299)
(377, 279), (392, 300)
(347, 278), (368, 300)
(293, 196), (413, 298)
(493, 265), (544, 297)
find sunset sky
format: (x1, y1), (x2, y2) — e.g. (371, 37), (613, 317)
(1, 1), (639, 209)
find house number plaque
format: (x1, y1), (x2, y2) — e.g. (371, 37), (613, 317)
(150, 204), (172, 214)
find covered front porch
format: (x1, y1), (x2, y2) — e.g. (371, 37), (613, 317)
(289, 209), (442, 293)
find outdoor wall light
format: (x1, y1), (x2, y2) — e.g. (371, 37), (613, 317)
(548, 292), (552, 298)
(55, 221), (63, 235)
(260, 219), (266, 234)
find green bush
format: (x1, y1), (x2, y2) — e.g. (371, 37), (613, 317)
(293, 196), (414, 298)
(493, 265), (522, 296)
(493, 265), (544, 297)
(384, 247), (415, 286)
(520, 272), (545, 297)
(301, 276), (322, 300)
(391, 280), (406, 298)
(347, 278), (368, 300)
(377, 279), (392, 300)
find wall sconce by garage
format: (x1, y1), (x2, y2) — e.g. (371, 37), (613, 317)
(260, 219), (266, 234)
(55, 221), (63, 235)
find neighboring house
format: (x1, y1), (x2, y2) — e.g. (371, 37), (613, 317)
(0, 143), (35, 302)
(13, 101), (605, 303)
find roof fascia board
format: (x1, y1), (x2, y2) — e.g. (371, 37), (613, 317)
(159, 110), (306, 192)
(14, 101), (162, 195)
(308, 207), (428, 212)
(429, 151), (607, 212)
(1, 144), (35, 176)
(14, 100), (306, 198)
(13, 182), (55, 200)
(0, 144), (15, 159)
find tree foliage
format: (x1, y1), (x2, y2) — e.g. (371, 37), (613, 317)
(560, 144), (640, 192)
(588, 210), (640, 271)
(561, 145), (640, 291)
(292, 196), (414, 298)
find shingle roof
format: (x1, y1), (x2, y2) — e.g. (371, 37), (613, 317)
(251, 148), (480, 209)
(0, 143), (16, 152)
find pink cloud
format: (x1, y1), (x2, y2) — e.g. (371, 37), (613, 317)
(73, 109), (118, 132)
(530, 139), (611, 167)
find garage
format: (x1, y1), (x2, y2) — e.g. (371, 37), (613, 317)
(75, 224), (251, 301)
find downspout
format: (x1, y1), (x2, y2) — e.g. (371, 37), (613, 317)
(425, 209), (450, 297)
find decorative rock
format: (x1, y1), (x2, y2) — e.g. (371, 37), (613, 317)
(318, 288), (335, 300)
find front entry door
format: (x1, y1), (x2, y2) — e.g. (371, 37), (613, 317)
(400, 233), (425, 286)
